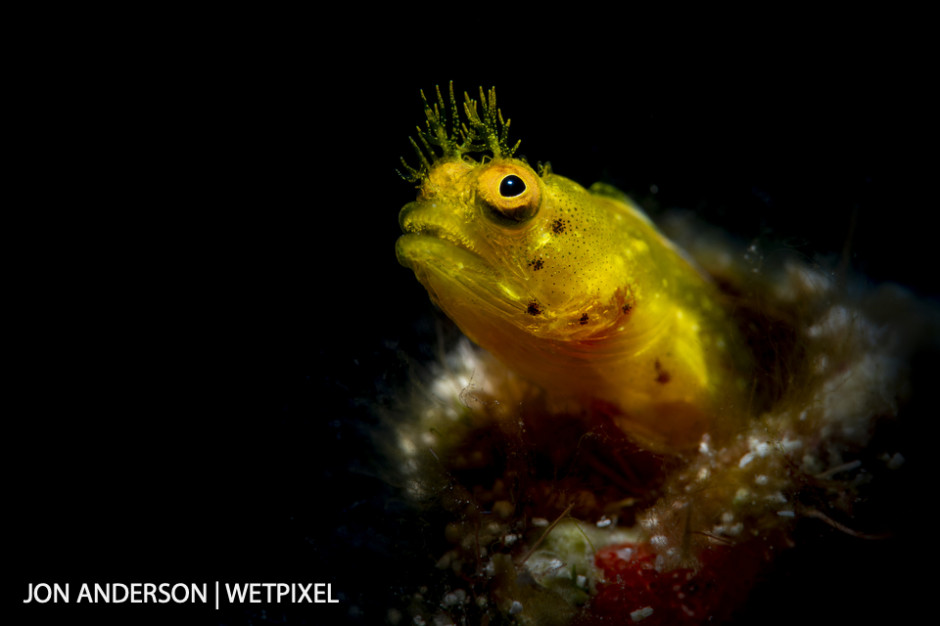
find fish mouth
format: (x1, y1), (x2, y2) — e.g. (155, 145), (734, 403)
(396, 230), (534, 335)
(395, 232), (486, 273)
(397, 226), (480, 262)
(398, 201), (480, 254)
(396, 201), (528, 319)
(396, 200), (490, 271)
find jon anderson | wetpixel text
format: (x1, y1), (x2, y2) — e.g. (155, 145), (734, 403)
(24, 582), (340, 607)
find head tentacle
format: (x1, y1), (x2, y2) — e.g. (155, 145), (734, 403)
(397, 82), (520, 182)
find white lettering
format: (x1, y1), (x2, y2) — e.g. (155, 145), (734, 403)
(111, 583), (129, 603)
(224, 583), (339, 604)
(70, 583), (207, 604)
(24, 583), (69, 604)
(225, 582), (250, 603)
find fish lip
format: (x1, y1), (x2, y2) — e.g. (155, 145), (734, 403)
(396, 233), (527, 323)
(395, 232), (487, 273)
(398, 224), (479, 259)
(397, 200), (484, 261)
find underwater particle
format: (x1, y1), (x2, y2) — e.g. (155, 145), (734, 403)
(492, 500), (514, 519)
(630, 606), (654, 622)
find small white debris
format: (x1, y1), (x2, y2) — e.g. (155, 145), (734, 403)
(801, 454), (823, 474)
(615, 546), (634, 561)
(755, 441), (771, 457)
(721, 512), (735, 524)
(509, 600), (523, 615)
(531, 518), (549, 527)
(739, 452), (756, 468)
(650, 535), (668, 548)
(630, 606), (655, 621)
(596, 516), (613, 528)
(755, 474), (769, 485)
(698, 434), (712, 455)
(641, 513), (659, 530)
(777, 510), (796, 518)
(888, 452), (905, 470)
(713, 522), (743, 537)
(576, 574), (588, 588)
(503, 533), (519, 546)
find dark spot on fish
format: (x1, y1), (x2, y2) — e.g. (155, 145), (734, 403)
(528, 258), (544, 271)
(619, 285), (635, 314)
(551, 218), (568, 234)
(654, 359), (671, 384)
(527, 300), (542, 316)
(579, 313), (589, 325)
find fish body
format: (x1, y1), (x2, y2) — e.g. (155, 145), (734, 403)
(397, 87), (752, 453)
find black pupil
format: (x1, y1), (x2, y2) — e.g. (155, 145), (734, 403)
(499, 175), (526, 197)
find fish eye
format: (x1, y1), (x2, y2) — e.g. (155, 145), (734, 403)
(499, 174), (526, 197)
(477, 164), (541, 224)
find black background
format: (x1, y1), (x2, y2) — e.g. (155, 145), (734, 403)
(12, 19), (937, 625)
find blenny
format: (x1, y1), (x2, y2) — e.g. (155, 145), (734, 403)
(391, 84), (933, 625)
(397, 84), (754, 454)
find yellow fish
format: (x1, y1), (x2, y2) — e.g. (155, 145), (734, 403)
(396, 84), (753, 453)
